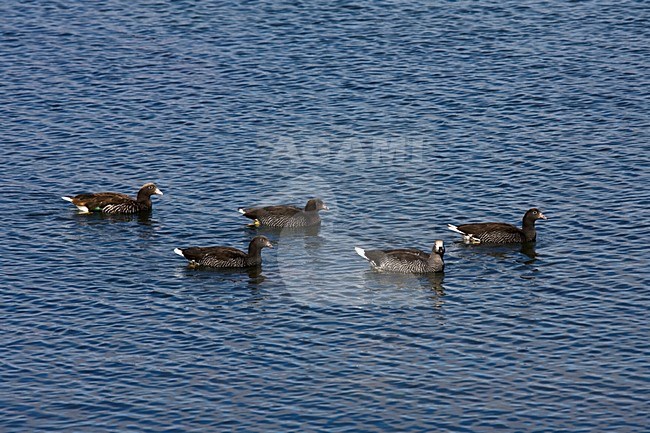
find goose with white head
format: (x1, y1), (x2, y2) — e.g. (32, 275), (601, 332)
(355, 240), (445, 273)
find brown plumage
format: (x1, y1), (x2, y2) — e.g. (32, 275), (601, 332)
(238, 198), (328, 228)
(448, 208), (548, 244)
(174, 236), (274, 268)
(62, 183), (163, 214)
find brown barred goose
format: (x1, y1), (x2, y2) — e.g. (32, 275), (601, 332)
(62, 182), (162, 214)
(174, 236), (273, 269)
(238, 198), (328, 228)
(447, 208), (547, 244)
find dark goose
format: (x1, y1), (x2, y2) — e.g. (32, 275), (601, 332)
(62, 182), (163, 214)
(174, 236), (273, 268)
(447, 208), (547, 244)
(238, 198), (328, 228)
(355, 240), (445, 273)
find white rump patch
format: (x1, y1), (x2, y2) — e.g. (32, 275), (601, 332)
(76, 205), (90, 213)
(447, 224), (480, 244)
(446, 224), (464, 235)
(173, 248), (185, 257)
(354, 247), (368, 261)
(238, 208), (246, 214)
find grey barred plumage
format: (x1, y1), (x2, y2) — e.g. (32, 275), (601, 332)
(448, 208), (547, 244)
(62, 182), (163, 214)
(355, 240), (445, 273)
(174, 236), (273, 268)
(238, 198), (328, 228)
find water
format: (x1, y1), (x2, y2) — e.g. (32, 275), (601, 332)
(1, 0), (649, 431)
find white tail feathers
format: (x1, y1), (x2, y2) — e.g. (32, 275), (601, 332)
(448, 224), (481, 244)
(238, 208), (246, 214)
(447, 224), (465, 235)
(174, 248), (185, 257)
(354, 247), (368, 261)
(62, 196), (89, 213)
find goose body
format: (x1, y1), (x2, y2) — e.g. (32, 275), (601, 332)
(62, 183), (163, 214)
(355, 240), (445, 273)
(174, 236), (273, 268)
(238, 198), (328, 228)
(448, 208), (547, 244)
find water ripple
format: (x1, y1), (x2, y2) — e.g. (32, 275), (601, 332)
(1, 0), (649, 431)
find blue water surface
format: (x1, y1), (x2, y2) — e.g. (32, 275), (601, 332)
(1, 1), (649, 432)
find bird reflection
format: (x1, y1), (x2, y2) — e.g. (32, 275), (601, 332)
(453, 241), (538, 264)
(520, 242), (538, 264)
(180, 264), (266, 284)
(247, 223), (325, 254)
(72, 210), (154, 224)
(362, 270), (446, 299)
(245, 223), (321, 238)
(69, 210), (158, 240)
(423, 272), (445, 295)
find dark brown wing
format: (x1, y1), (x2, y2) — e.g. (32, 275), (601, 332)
(72, 192), (134, 210)
(456, 222), (520, 235)
(242, 205), (302, 219)
(180, 246), (247, 262)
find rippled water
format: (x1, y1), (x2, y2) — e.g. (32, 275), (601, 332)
(2, 1), (649, 431)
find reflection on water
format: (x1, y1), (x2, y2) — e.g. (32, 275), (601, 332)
(362, 270), (445, 297)
(520, 243), (538, 263)
(452, 241), (538, 263)
(2, 0), (648, 430)
(70, 210), (155, 225)
(68, 210), (159, 240)
(178, 263), (267, 285)
(245, 223), (322, 239)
